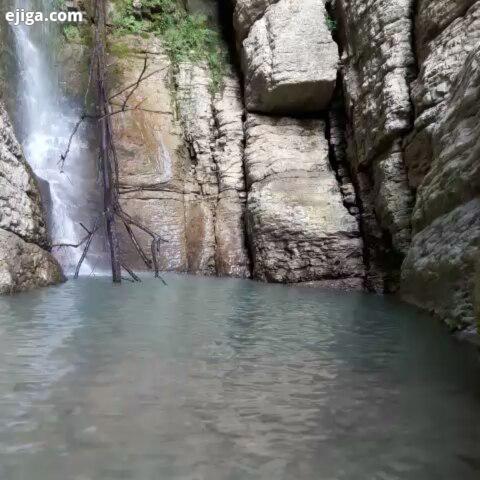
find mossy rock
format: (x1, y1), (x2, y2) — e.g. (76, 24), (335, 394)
(110, 0), (227, 92)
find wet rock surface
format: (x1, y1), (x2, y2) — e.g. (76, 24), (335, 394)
(110, 36), (250, 277)
(0, 104), (63, 294)
(0, 229), (65, 295)
(401, 46), (480, 329)
(0, 105), (48, 248)
(335, 0), (415, 291)
(245, 115), (364, 286)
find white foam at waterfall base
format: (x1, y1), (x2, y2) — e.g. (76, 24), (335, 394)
(10, 0), (107, 276)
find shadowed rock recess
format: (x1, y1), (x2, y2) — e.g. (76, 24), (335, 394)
(1, 0), (479, 333)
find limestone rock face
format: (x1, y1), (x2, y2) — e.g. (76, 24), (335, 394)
(0, 105), (48, 248)
(111, 37), (188, 272)
(336, 0), (414, 166)
(415, 0), (478, 62)
(111, 36), (250, 277)
(401, 46), (480, 329)
(0, 104), (64, 294)
(240, 0), (339, 113)
(335, 0), (415, 290)
(0, 104), (63, 294)
(405, 1), (480, 187)
(0, 229), (65, 295)
(233, 0), (277, 45)
(402, 200), (480, 329)
(177, 64), (251, 277)
(245, 115), (364, 287)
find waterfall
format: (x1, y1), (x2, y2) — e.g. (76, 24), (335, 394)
(7, 0), (106, 275)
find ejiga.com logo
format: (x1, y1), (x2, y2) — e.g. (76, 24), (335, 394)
(5, 8), (85, 26)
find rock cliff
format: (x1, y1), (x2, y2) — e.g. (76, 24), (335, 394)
(0, 104), (64, 294)
(334, 0), (480, 329)
(105, 0), (480, 330)
(1, 0), (479, 335)
(109, 0), (365, 289)
(402, 45), (480, 329)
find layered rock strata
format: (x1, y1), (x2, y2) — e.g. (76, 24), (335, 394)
(111, 36), (250, 277)
(0, 104), (64, 294)
(244, 115), (364, 287)
(334, 0), (415, 291)
(405, 0), (480, 187)
(232, 0), (365, 287)
(109, 1), (365, 288)
(240, 0), (339, 113)
(401, 46), (480, 328)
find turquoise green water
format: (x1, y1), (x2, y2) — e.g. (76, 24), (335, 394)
(0, 275), (479, 479)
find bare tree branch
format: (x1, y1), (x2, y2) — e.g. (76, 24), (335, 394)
(58, 115), (85, 171)
(55, 0), (169, 285)
(74, 218), (100, 279)
(108, 66), (168, 102)
(123, 220), (152, 269)
(121, 55), (148, 111)
(52, 233), (90, 249)
(121, 263), (142, 282)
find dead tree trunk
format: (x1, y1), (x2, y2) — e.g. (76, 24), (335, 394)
(93, 0), (122, 283)
(58, 0), (168, 284)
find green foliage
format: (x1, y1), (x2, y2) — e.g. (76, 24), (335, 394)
(63, 24), (81, 42)
(52, 0), (66, 9)
(325, 14), (337, 32)
(112, 0), (227, 92)
(108, 40), (133, 59)
(61, 23), (91, 46)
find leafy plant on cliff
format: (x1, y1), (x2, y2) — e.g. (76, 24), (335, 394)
(62, 24), (81, 42)
(325, 13), (337, 31)
(112, 0), (227, 92)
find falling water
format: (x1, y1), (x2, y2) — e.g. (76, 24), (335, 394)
(6, 0), (106, 275)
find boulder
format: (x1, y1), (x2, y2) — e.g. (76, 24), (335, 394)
(241, 0), (339, 114)
(244, 114), (364, 287)
(0, 229), (64, 294)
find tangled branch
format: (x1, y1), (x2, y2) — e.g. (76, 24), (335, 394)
(56, 0), (168, 285)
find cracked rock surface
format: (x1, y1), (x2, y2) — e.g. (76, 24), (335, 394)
(111, 36), (250, 277)
(239, 0), (339, 113)
(401, 45), (480, 329)
(0, 103), (63, 294)
(245, 114), (364, 287)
